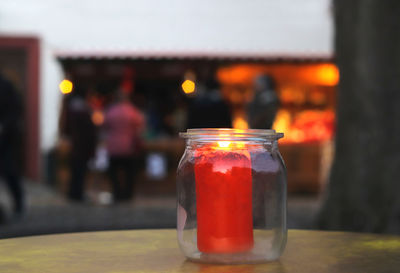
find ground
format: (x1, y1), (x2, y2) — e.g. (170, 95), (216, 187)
(0, 181), (320, 239)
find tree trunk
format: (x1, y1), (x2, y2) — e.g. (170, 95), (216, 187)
(318, 0), (400, 233)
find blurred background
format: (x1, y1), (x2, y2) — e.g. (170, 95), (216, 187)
(0, 0), (399, 238)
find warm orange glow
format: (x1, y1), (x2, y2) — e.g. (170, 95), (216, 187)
(182, 80), (195, 94)
(214, 141), (247, 150)
(59, 79), (73, 94)
(217, 141), (231, 148)
(280, 86), (307, 105)
(233, 116), (249, 130)
(272, 110), (292, 135)
(91, 110), (104, 126)
(316, 64), (339, 86)
(217, 65), (257, 85)
(273, 110), (335, 144)
(309, 91), (327, 105)
(217, 63), (339, 87)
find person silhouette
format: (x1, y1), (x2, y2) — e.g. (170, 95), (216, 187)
(0, 73), (24, 217)
(61, 85), (97, 201)
(104, 91), (145, 201)
(248, 75), (279, 129)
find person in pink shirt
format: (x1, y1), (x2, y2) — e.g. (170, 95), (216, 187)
(104, 92), (145, 201)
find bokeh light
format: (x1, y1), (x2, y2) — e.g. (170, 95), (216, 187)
(59, 79), (73, 94)
(316, 64), (339, 86)
(181, 80), (195, 94)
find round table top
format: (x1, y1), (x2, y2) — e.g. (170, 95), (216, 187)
(0, 229), (399, 273)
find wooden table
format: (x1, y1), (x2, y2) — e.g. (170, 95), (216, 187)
(0, 229), (399, 273)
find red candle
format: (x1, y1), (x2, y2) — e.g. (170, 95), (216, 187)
(195, 141), (253, 253)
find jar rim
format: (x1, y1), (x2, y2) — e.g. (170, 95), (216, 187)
(179, 128), (284, 140)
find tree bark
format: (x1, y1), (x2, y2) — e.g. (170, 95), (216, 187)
(318, 0), (400, 233)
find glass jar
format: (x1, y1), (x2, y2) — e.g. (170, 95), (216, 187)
(177, 129), (287, 264)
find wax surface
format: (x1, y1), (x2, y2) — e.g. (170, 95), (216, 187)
(195, 147), (253, 253)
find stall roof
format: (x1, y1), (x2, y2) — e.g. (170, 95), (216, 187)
(55, 49), (333, 61)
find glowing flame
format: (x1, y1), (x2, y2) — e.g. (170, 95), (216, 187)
(59, 79), (73, 94)
(217, 141), (231, 148)
(181, 80), (195, 94)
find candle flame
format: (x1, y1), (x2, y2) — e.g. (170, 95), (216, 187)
(217, 141), (231, 148)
